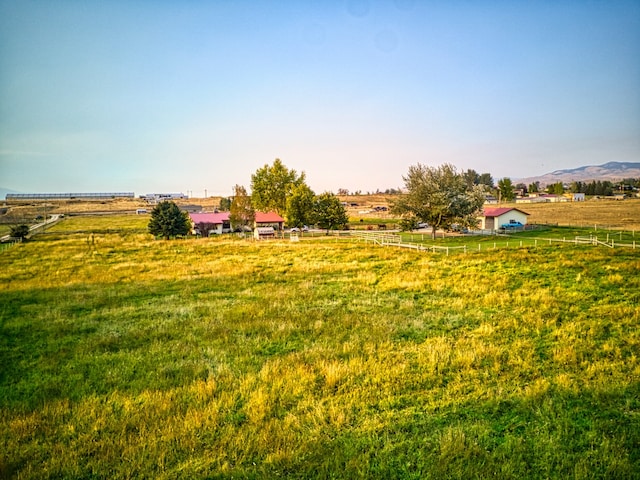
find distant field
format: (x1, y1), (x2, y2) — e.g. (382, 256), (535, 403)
(3, 196), (640, 231)
(1, 217), (639, 478)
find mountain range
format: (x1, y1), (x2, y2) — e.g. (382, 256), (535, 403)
(516, 162), (640, 187)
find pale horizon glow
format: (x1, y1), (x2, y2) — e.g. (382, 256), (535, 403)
(1, 0), (639, 197)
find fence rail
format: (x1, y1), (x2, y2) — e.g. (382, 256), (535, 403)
(350, 230), (638, 255)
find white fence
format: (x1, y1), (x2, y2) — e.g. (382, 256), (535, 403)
(351, 230), (638, 255)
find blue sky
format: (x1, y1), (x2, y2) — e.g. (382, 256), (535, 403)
(1, 0), (639, 196)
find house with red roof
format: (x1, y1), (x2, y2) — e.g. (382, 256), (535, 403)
(189, 212), (231, 236)
(479, 207), (529, 230)
(188, 211), (285, 237)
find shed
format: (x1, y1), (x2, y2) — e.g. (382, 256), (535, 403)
(479, 207), (530, 230)
(254, 226), (275, 240)
(254, 211), (284, 231)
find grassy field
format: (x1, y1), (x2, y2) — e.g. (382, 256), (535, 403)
(1, 215), (639, 478)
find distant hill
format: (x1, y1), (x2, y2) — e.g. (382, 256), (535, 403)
(517, 162), (640, 187)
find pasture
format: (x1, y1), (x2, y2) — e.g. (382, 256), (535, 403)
(1, 215), (639, 478)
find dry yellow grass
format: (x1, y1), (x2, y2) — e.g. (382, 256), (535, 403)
(502, 199), (640, 230)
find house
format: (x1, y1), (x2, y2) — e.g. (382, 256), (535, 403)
(570, 193), (585, 202)
(478, 207), (530, 230)
(189, 212), (231, 236)
(254, 211), (284, 231)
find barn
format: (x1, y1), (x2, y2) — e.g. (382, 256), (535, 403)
(479, 207), (529, 231)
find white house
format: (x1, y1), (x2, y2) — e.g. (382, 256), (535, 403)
(571, 193), (586, 202)
(479, 207), (530, 230)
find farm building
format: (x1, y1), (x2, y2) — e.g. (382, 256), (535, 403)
(254, 227), (276, 240)
(479, 207), (530, 230)
(189, 212), (231, 236)
(254, 211), (284, 231)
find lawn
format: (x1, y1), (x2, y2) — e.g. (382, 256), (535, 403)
(1, 217), (639, 479)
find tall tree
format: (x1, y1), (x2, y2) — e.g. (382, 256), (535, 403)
(478, 173), (494, 189)
(528, 181), (540, 193)
(219, 197), (232, 211)
(463, 169), (480, 189)
(391, 163), (485, 239)
(229, 185), (255, 232)
(498, 177), (515, 202)
(251, 159), (306, 216)
(148, 201), (191, 240)
(286, 183), (316, 228)
(313, 192), (349, 234)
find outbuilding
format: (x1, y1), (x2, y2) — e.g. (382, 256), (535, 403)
(479, 207), (530, 231)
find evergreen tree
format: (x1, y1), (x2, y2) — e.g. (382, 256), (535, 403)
(10, 224), (30, 241)
(148, 201), (191, 239)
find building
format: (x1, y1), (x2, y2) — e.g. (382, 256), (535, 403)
(478, 207), (529, 230)
(254, 212), (284, 231)
(189, 212), (231, 236)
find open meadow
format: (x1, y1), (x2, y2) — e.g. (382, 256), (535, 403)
(1, 215), (639, 478)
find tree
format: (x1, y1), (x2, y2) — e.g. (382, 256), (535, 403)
(229, 185), (255, 232)
(478, 173), (494, 189)
(219, 197), (232, 211)
(547, 182), (564, 195)
(391, 163), (485, 239)
(250, 159), (306, 216)
(463, 169), (480, 189)
(286, 183), (315, 228)
(148, 201), (191, 239)
(10, 224), (30, 241)
(498, 177), (515, 202)
(313, 192), (349, 234)
(399, 216), (419, 232)
(528, 181), (540, 193)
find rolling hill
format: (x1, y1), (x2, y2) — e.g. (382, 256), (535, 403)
(516, 162), (640, 186)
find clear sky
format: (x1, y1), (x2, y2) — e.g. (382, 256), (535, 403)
(1, 0), (639, 197)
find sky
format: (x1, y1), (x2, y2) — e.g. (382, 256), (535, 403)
(1, 0), (639, 197)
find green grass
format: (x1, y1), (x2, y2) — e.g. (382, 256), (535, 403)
(1, 218), (639, 478)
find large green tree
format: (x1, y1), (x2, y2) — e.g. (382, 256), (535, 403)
(286, 183), (315, 228)
(148, 201), (191, 239)
(313, 192), (349, 234)
(229, 185), (255, 232)
(250, 159), (306, 216)
(391, 163), (485, 239)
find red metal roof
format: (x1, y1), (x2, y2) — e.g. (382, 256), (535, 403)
(255, 211), (284, 223)
(483, 207), (529, 217)
(189, 212), (230, 224)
